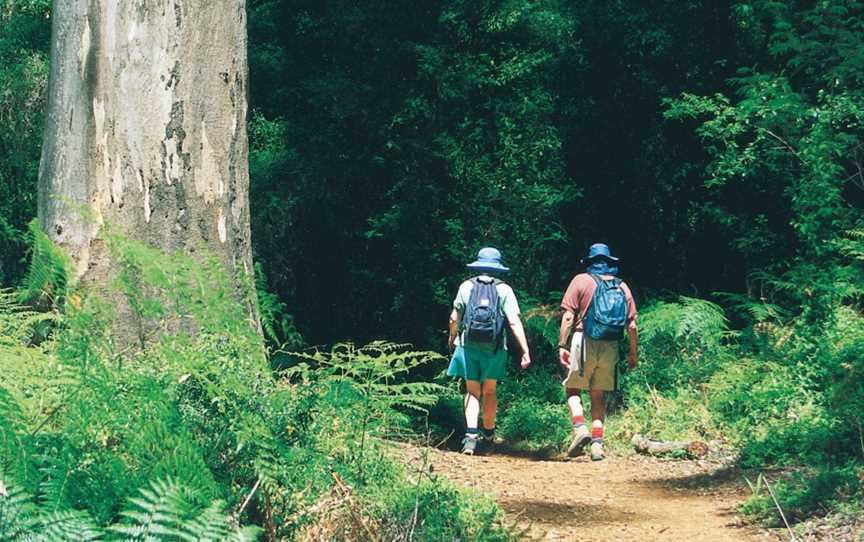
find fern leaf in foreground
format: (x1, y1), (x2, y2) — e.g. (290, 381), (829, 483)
(110, 478), (259, 542)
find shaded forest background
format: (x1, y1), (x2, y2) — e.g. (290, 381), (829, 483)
(1, 0), (864, 537)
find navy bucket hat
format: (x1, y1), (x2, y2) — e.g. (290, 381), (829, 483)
(580, 243), (619, 264)
(466, 247), (510, 274)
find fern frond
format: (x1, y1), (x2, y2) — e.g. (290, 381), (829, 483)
(35, 449), (76, 513)
(18, 221), (71, 305)
(640, 297), (731, 353)
(110, 478), (195, 539)
(0, 387), (24, 432)
(0, 290), (58, 346)
(0, 482), (37, 540)
(110, 478), (258, 542)
(31, 510), (101, 541)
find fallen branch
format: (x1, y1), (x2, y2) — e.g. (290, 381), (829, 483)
(631, 434), (709, 457)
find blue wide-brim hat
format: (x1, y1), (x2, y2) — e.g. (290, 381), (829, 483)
(466, 247), (510, 273)
(580, 243), (619, 264)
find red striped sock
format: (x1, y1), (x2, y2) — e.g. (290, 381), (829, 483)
(572, 415), (587, 428)
(591, 426), (604, 442)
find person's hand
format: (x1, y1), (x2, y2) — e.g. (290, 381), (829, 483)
(627, 350), (638, 370)
(520, 352), (531, 369)
(559, 347), (570, 369)
(448, 335), (456, 353)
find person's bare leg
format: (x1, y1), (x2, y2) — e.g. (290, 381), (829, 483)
(566, 388), (590, 456)
(589, 388), (606, 460)
(462, 380), (482, 454)
(589, 388), (606, 422)
(481, 379), (497, 431)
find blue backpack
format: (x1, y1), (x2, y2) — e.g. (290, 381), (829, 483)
(463, 278), (506, 352)
(584, 274), (628, 340)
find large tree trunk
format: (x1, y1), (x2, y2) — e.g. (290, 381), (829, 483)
(38, 0), (256, 343)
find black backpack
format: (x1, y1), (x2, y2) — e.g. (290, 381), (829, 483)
(463, 277), (506, 352)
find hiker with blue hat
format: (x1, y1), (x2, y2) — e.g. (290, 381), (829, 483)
(447, 247), (531, 455)
(557, 243), (638, 461)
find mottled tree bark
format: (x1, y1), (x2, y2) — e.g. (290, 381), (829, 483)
(38, 0), (256, 343)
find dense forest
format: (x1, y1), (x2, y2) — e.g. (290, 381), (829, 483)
(1, 0), (862, 540)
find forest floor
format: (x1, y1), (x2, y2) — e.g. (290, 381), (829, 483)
(403, 443), (783, 542)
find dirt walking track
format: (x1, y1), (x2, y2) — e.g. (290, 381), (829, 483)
(422, 446), (777, 541)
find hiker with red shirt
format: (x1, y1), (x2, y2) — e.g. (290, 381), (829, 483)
(558, 243), (638, 461)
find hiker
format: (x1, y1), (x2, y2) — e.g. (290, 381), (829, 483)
(558, 243), (638, 461)
(447, 247), (531, 455)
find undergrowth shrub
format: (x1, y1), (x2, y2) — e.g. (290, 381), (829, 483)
(0, 477), (260, 541)
(376, 473), (513, 542)
(496, 361), (569, 453)
(628, 297), (732, 392)
(0, 227), (515, 540)
(497, 399), (570, 454)
(607, 387), (717, 451)
(741, 464), (864, 526)
(707, 357), (837, 467)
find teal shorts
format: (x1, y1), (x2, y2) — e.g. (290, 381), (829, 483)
(447, 344), (507, 382)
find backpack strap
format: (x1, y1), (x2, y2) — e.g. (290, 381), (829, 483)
(591, 273), (622, 287)
(461, 278), (480, 332)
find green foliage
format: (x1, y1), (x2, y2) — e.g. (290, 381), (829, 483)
(608, 387), (717, 450)
(0, 229), (506, 539)
(497, 399), (570, 454)
(619, 295), (864, 522)
(376, 472), (514, 542)
(254, 263), (303, 351)
(18, 220), (72, 306)
(665, 0), (864, 326)
(0, 0), (50, 286)
(742, 465), (864, 526)
(0, 288), (57, 346)
(283, 342), (446, 480)
(110, 478), (259, 541)
(0, 477), (257, 541)
(628, 297), (732, 392)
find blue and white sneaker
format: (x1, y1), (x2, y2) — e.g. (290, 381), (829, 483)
(461, 436), (478, 455)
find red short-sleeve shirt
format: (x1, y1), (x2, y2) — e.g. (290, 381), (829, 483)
(560, 274), (637, 330)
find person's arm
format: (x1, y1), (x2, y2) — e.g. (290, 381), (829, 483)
(448, 309), (460, 353)
(558, 310), (575, 368)
(627, 320), (638, 369)
(507, 315), (531, 369)
(623, 282), (638, 369)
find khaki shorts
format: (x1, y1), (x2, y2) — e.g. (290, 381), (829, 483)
(561, 331), (619, 391)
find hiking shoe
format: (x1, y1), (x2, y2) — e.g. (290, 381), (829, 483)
(461, 437), (479, 455)
(567, 426), (591, 457)
(481, 430), (502, 452)
(590, 441), (605, 461)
